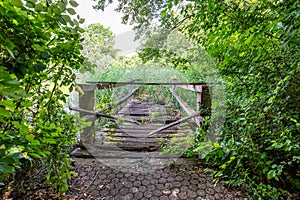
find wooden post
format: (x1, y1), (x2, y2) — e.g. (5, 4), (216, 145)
(77, 84), (97, 146)
(78, 84), (96, 117)
(196, 85), (203, 111)
(196, 92), (202, 111)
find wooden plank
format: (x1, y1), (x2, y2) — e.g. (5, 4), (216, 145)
(169, 79), (202, 92)
(148, 112), (202, 136)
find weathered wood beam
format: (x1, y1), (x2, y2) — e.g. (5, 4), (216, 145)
(86, 81), (206, 87)
(69, 106), (141, 124)
(169, 79), (202, 93)
(169, 88), (204, 126)
(94, 79), (140, 89)
(148, 112), (202, 136)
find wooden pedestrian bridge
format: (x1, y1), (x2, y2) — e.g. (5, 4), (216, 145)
(69, 79), (211, 170)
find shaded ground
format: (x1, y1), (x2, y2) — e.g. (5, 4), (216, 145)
(65, 158), (247, 200)
(3, 157), (249, 199)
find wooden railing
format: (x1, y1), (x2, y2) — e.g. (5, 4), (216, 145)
(70, 79), (211, 145)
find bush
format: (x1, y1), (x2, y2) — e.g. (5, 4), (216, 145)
(0, 0), (84, 195)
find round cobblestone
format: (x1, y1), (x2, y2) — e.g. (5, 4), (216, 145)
(145, 174), (152, 179)
(206, 187), (215, 195)
(116, 173), (124, 178)
(147, 184), (156, 191)
(188, 191), (197, 198)
(139, 186), (147, 193)
(160, 195), (169, 200)
(178, 191), (188, 199)
(197, 189), (206, 196)
(112, 178), (119, 183)
(100, 189), (109, 196)
(167, 177), (175, 182)
(198, 183), (206, 190)
(123, 194), (133, 200)
(175, 176), (184, 181)
(190, 179), (199, 185)
(137, 175), (144, 180)
(153, 189), (163, 197)
(127, 175), (135, 181)
(206, 194), (215, 200)
(110, 188), (119, 196)
(156, 183), (164, 190)
(133, 180), (142, 187)
(181, 186), (189, 192)
(189, 184), (198, 191)
(124, 181), (132, 188)
(162, 172), (169, 178)
(214, 193), (223, 199)
(134, 192), (143, 199)
(144, 191), (153, 198)
(142, 179), (150, 186)
(181, 180), (190, 186)
(172, 182), (181, 188)
(159, 177), (167, 184)
(119, 188), (129, 195)
(151, 179), (159, 184)
(124, 172), (131, 177)
(154, 173), (161, 179)
(199, 177), (207, 183)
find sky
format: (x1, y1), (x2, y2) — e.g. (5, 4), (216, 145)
(74, 0), (139, 56)
(74, 0), (132, 34)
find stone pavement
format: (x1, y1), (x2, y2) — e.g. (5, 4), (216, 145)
(66, 158), (247, 200)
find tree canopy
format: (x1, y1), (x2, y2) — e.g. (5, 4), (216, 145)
(80, 23), (117, 74)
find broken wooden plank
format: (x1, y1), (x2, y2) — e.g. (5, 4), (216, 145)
(169, 88), (204, 126)
(148, 112), (202, 136)
(69, 106), (141, 124)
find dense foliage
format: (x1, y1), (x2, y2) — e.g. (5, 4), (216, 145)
(0, 0), (84, 195)
(98, 0), (300, 198)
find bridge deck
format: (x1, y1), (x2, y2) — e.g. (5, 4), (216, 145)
(72, 96), (196, 163)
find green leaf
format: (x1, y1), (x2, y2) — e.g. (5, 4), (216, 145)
(69, 0), (79, 7)
(267, 170), (277, 180)
(6, 48), (15, 59)
(0, 107), (11, 118)
(35, 3), (43, 12)
(0, 100), (15, 111)
(67, 8), (76, 15)
(0, 164), (14, 174)
(11, 0), (23, 7)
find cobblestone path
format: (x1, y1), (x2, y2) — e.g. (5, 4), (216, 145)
(67, 158), (247, 200)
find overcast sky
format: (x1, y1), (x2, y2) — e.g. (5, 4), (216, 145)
(74, 0), (133, 34)
(74, 0), (140, 56)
